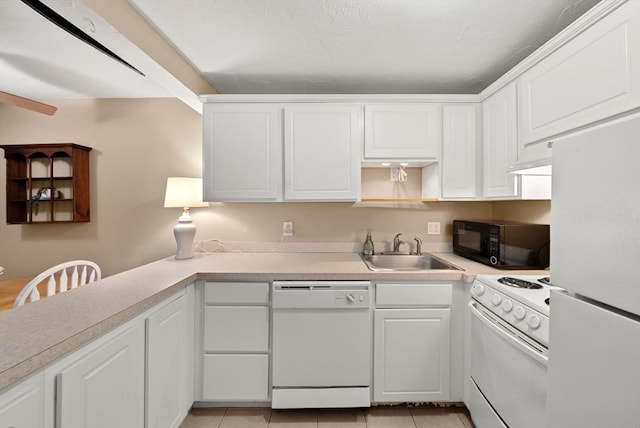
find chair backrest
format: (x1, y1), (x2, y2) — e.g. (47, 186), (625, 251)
(13, 260), (102, 308)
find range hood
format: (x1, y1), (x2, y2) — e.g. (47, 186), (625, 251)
(508, 158), (552, 176)
(509, 164), (552, 175)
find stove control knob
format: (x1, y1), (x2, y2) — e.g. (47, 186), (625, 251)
(491, 294), (502, 306)
(501, 300), (513, 312)
(346, 293), (355, 304)
(527, 314), (542, 330)
(472, 283), (485, 296)
(514, 306), (526, 320)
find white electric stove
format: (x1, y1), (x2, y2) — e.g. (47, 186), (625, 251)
(468, 274), (564, 428)
(471, 274), (561, 347)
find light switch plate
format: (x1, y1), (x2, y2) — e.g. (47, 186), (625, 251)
(427, 222), (441, 235)
(282, 221), (294, 236)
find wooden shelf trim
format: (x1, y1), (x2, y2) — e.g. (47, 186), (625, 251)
(359, 197), (438, 203)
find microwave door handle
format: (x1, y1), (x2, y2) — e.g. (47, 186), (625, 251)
(468, 301), (548, 366)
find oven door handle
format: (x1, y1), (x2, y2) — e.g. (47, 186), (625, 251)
(469, 301), (548, 366)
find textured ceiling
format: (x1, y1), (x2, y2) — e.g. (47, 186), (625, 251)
(129, 0), (601, 94)
(0, 0), (601, 100)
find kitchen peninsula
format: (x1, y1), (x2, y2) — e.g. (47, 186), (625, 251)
(0, 250), (547, 427)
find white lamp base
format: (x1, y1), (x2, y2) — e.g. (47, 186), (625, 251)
(173, 214), (196, 260)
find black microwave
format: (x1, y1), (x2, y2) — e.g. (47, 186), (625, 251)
(453, 220), (550, 269)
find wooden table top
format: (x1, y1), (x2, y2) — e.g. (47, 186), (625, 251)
(0, 277), (38, 312)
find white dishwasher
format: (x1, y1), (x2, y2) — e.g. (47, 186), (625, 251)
(271, 281), (371, 409)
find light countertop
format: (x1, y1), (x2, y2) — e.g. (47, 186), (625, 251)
(0, 251), (547, 391)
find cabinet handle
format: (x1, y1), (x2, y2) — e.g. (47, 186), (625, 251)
(54, 373), (63, 428)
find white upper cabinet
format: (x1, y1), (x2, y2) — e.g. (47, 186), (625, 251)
(284, 104), (361, 201)
(203, 103), (282, 201)
(364, 104), (440, 159)
(441, 105), (478, 199)
(518, 1), (640, 155)
(482, 83), (519, 198)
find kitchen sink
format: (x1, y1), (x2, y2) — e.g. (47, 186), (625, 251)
(361, 253), (462, 272)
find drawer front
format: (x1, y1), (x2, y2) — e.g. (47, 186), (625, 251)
(202, 354), (269, 401)
(376, 283), (452, 307)
(203, 306), (269, 352)
(204, 282), (269, 305)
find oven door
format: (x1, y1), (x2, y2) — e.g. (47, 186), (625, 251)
(468, 301), (548, 428)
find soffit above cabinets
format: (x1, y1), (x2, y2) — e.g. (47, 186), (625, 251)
(127, 0), (601, 94)
(0, 0), (600, 102)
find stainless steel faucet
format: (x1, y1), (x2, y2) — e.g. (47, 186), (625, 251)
(413, 237), (422, 255)
(393, 233), (405, 252)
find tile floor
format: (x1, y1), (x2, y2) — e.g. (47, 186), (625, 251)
(180, 405), (475, 428)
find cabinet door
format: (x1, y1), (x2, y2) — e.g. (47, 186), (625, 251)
(373, 308), (450, 402)
(146, 293), (188, 428)
(202, 354), (269, 401)
(441, 105), (478, 199)
(55, 322), (145, 428)
(203, 103), (282, 201)
(0, 373), (44, 428)
(364, 104), (440, 159)
(203, 306), (269, 352)
(482, 84), (519, 198)
(518, 1), (640, 150)
(284, 104), (361, 201)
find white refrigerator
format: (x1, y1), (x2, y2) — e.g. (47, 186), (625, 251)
(548, 113), (640, 427)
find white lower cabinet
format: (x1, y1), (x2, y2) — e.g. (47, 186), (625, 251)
(0, 287), (194, 428)
(374, 308), (451, 402)
(50, 320), (145, 428)
(200, 282), (270, 402)
(146, 290), (192, 428)
(373, 283), (452, 403)
(203, 354), (269, 401)
(0, 372), (45, 428)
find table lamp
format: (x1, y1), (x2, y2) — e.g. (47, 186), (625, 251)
(164, 177), (209, 259)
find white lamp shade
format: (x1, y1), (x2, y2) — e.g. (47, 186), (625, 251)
(164, 177), (209, 208)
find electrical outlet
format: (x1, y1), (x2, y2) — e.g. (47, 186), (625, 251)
(282, 221), (294, 236)
(428, 222), (441, 235)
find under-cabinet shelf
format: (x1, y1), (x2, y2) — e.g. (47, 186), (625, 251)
(360, 197), (438, 203)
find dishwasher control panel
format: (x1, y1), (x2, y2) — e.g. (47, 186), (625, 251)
(334, 290), (370, 307)
(272, 281), (371, 309)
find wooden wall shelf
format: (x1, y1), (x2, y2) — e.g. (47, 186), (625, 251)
(1, 143), (92, 224)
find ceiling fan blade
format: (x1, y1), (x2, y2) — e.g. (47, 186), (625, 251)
(20, 0), (144, 76)
(0, 91), (58, 116)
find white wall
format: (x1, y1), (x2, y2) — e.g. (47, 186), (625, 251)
(0, 98), (549, 279)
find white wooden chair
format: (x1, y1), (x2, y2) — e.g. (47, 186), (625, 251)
(13, 260), (102, 308)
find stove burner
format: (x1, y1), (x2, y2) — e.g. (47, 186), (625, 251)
(497, 277), (543, 289)
(538, 277), (552, 285)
